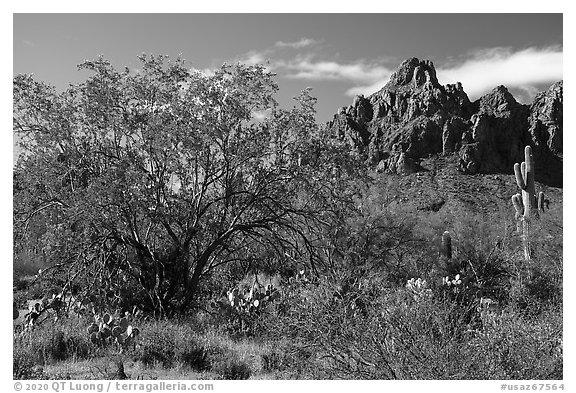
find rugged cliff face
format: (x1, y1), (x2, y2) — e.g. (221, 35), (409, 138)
(325, 58), (563, 186)
(527, 81), (563, 186)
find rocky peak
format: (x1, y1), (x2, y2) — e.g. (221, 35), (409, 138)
(458, 85), (530, 175)
(478, 85), (522, 116)
(327, 58), (473, 172)
(383, 57), (440, 91)
(529, 81), (562, 155)
(326, 58), (562, 186)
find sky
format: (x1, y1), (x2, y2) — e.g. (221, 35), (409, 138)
(13, 13), (563, 123)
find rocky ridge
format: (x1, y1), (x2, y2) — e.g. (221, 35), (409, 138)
(326, 58), (563, 186)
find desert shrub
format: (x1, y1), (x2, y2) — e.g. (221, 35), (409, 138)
(175, 338), (210, 372)
(466, 308), (562, 379)
(524, 267), (562, 305)
(64, 334), (92, 360)
(502, 208), (562, 318)
(45, 331), (67, 361)
(261, 349), (286, 373)
(528, 194), (563, 266)
(13, 276), (30, 291)
(428, 244), (515, 330)
(14, 316), (95, 364)
(258, 340), (319, 378)
(212, 356), (251, 380)
(310, 287), (475, 379)
(134, 319), (223, 371)
(44, 371), (72, 380)
(326, 199), (424, 287)
(13, 347), (43, 379)
(135, 330), (176, 368)
(262, 260), (561, 380)
(508, 267), (562, 319)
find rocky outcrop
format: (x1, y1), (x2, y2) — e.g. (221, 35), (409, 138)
(326, 58), (563, 186)
(529, 81), (563, 155)
(457, 86), (529, 174)
(327, 58), (473, 173)
(527, 81), (563, 186)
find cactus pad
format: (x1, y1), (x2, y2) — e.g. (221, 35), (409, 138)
(90, 332), (99, 344)
(100, 326), (111, 338)
(112, 326), (123, 337)
(103, 313), (112, 325)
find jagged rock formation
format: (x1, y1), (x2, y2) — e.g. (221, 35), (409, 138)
(527, 81), (563, 186)
(457, 85), (529, 174)
(326, 58), (563, 186)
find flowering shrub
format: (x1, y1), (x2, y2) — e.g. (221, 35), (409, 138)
(442, 273), (466, 295)
(442, 274), (462, 287)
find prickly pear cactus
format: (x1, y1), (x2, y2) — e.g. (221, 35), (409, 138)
(87, 312), (141, 352)
(223, 280), (280, 336)
(21, 293), (65, 330)
(512, 145), (547, 261)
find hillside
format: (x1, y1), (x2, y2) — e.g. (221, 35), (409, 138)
(371, 154), (562, 221)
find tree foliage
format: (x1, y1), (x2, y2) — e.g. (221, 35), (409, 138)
(13, 55), (361, 316)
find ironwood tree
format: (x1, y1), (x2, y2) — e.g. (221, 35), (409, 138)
(13, 55), (359, 316)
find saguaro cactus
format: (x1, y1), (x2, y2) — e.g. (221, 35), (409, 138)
(512, 145), (546, 261)
(441, 231), (452, 260)
(440, 230), (460, 275)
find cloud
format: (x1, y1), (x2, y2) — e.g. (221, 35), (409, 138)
(344, 47), (562, 99)
(252, 109), (271, 122)
(346, 80), (391, 97)
(190, 67), (216, 77)
(234, 43), (562, 102)
(272, 56), (392, 97)
(235, 50), (272, 66)
(234, 38), (320, 68)
(274, 38), (320, 49)
(437, 46), (563, 101)
(508, 85), (542, 104)
(282, 58), (390, 81)
(22, 39), (35, 47)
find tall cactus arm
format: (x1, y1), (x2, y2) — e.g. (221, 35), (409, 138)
(538, 191), (546, 213)
(511, 194), (523, 233)
(514, 163), (526, 190)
